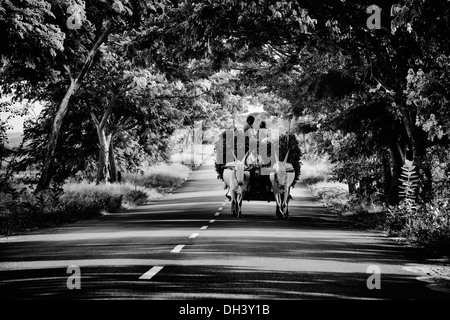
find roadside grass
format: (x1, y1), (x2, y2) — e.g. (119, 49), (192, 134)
(301, 155), (389, 232)
(302, 155), (450, 257)
(299, 158), (331, 185)
(122, 162), (191, 192)
(62, 182), (161, 209)
(0, 162), (193, 236)
(169, 144), (215, 166)
(308, 180), (388, 232)
(308, 181), (349, 209)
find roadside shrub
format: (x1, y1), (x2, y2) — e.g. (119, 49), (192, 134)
(302, 176), (326, 185)
(123, 188), (150, 206)
(0, 182), (160, 236)
(62, 182), (124, 213)
(386, 203), (410, 235)
(170, 145), (214, 166)
(309, 181), (349, 202)
(299, 158), (331, 185)
(0, 161), (191, 236)
(62, 182), (160, 209)
(388, 197), (450, 253)
(308, 181), (351, 212)
(0, 185), (69, 234)
(122, 163), (190, 190)
(386, 160), (450, 254)
(309, 180), (388, 231)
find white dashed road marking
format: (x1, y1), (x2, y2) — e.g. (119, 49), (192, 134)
(200, 226), (208, 230)
(215, 212), (220, 216)
(189, 233), (199, 239)
(139, 266), (164, 280)
(209, 219), (215, 223)
(171, 245), (185, 253)
(218, 207), (223, 211)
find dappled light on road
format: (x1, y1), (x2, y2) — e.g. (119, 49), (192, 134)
(1, 165), (449, 300)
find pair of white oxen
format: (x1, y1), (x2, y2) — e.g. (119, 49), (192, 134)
(222, 150), (295, 219)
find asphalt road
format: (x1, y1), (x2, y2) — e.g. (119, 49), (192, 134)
(1, 163), (450, 301)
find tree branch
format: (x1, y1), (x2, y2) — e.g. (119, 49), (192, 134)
(122, 119), (139, 131)
(90, 112), (100, 126)
(112, 118), (138, 139)
(266, 44), (291, 59)
(372, 76), (394, 94)
(75, 20), (114, 84)
(99, 93), (116, 130)
(63, 65), (74, 84)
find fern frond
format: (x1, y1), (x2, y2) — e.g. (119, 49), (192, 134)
(398, 160), (419, 214)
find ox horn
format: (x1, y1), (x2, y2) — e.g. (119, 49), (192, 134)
(242, 151), (249, 163)
(283, 150), (290, 165)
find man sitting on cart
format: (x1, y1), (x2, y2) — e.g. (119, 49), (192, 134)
(243, 116), (274, 199)
(243, 115), (255, 134)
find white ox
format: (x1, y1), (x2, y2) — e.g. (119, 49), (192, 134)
(270, 150), (295, 219)
(223, 153), (251, 218)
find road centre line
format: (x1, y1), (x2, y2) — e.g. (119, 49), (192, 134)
(139, 266), (164, 280)
(189, 233), (199, 239)
(171, 245), (185, 253)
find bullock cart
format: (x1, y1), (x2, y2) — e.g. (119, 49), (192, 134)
(215, 130), (302, 218)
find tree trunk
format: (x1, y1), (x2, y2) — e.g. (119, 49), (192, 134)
(412, 128), (433, 202)
(348, 177), (357, 194)
(35, 21), (113, 192)
(35, 81), (79, 191)
(96, 130), (111, 184)
(108, 138), (117, 183)
(381, 150), (392, 200)
(399, 103), (433, 202)
(388, 141), (405, 205)
(91, 93), (116, 184)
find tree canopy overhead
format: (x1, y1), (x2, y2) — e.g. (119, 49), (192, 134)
(1, 0), (449, 209)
